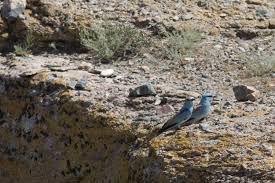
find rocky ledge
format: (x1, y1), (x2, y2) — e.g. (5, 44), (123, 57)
(0, 55), (274, 182)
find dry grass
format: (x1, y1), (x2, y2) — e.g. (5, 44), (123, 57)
(246, 56), (275, 77)
(79, 23), (147, 63)
(14, 32), (34, 56)
(164, 29), (202, 61)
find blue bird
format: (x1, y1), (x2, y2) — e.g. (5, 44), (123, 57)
(158, 97), (195, 134)
(184, 92), (213, 125)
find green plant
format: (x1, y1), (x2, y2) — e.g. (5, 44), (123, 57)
(79, 23), (146, 62)
(14, 32), (35, 56)
(246, 56), (275, 77)
(164, 29), (202, 61)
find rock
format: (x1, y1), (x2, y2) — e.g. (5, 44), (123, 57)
(100, 69), (114, 77)
(233, 85), (260, 102)
(246, 0), (265, 5)
(163, 90), (201, 98)
(1, 0), (26, 23)
(139, 66), (150, 73)
(269, 19), (275, 29)
(154, 97), (162, 105)
(155, 97), (168, 105)
(220, 13), (227, 18)
(198, 140), (220, 146)
(173, 16), (180, 21)
(67, 80), (78, 89)
(199, 123), (213, 133)
(197, 0), (208, 7)
(255, 8), (272, 20)
(48, 66), (77, 72)
(129, 84), (157, 97)
(181, 13), (193, 20)
(74, 80), (87, 90)
(184, 57), (195, 62)
(214, 45), (223, 50)
(261, 144), (273, 156)
(156, 104), (175, 115)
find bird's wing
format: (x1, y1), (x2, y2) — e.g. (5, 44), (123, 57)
(186, 105), (210, 125)
(193, 105), (202, 113)
(160, 109), (191, 132)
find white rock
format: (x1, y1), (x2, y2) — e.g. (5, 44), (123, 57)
(100, 69), (114, 77)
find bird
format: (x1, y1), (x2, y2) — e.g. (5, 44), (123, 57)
(183, 92), (213, 126)
(158, 97), (195, 134)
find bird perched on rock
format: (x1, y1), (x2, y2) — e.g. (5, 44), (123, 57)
(184, 92), (213, 125)
(158, 97), (195, 134)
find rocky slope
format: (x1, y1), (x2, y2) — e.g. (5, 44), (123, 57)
(0, 0), (274, 182)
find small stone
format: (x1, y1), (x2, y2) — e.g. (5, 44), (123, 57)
(167, 90), (201, 98)
(184, 57), (195, 62)
(129, 84), (157, 97)
(238, 47), (246, 52)
(1, 33), (9, 38)
(173, 16), (180, 21)
(48, 66), (77, 72)
(74, 80), (87, 90)
(154, 97), (162, 105)
(100, 69), (114, 77)
(233, 85), (260, 102)
(155, 97), (168, 105)
(256, 8), (272, 19)
(182, 13), (193, 20)
(256, 21), (269, 29)
(220, 13), (227, 18)
(140, 66), (150, 73)
(197, 0), (208, 7)
(67, 80), (78, 89)
(191, 151), (202, 157)
(199, 140), (220, 146)
(199, 123), (213, 133)
(223, 101), (232, 109)
(214, 45), (223, 50)
(261, 144), (273, 156)
(78, 62), (94, 71)
(156, 104), (174, 115)
(246, 0), (264, 5)
(269, 19), (275, 29)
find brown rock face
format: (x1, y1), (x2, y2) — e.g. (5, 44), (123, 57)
(0, 58), (135, 182)
(1, 56), (274, 183)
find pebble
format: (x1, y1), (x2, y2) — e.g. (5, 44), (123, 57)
(129, 84), (157, 97)
(156, 104), (174, 115)
(199, 123), (213, 133)
(100, 69), (114, 77)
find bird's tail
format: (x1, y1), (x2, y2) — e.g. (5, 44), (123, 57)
(158, 128), (166, 135)
(157, 124), (176, 135)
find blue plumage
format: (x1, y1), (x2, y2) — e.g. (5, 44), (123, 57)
(185, 92), (213, 125)
(158, 97), (195, 134)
